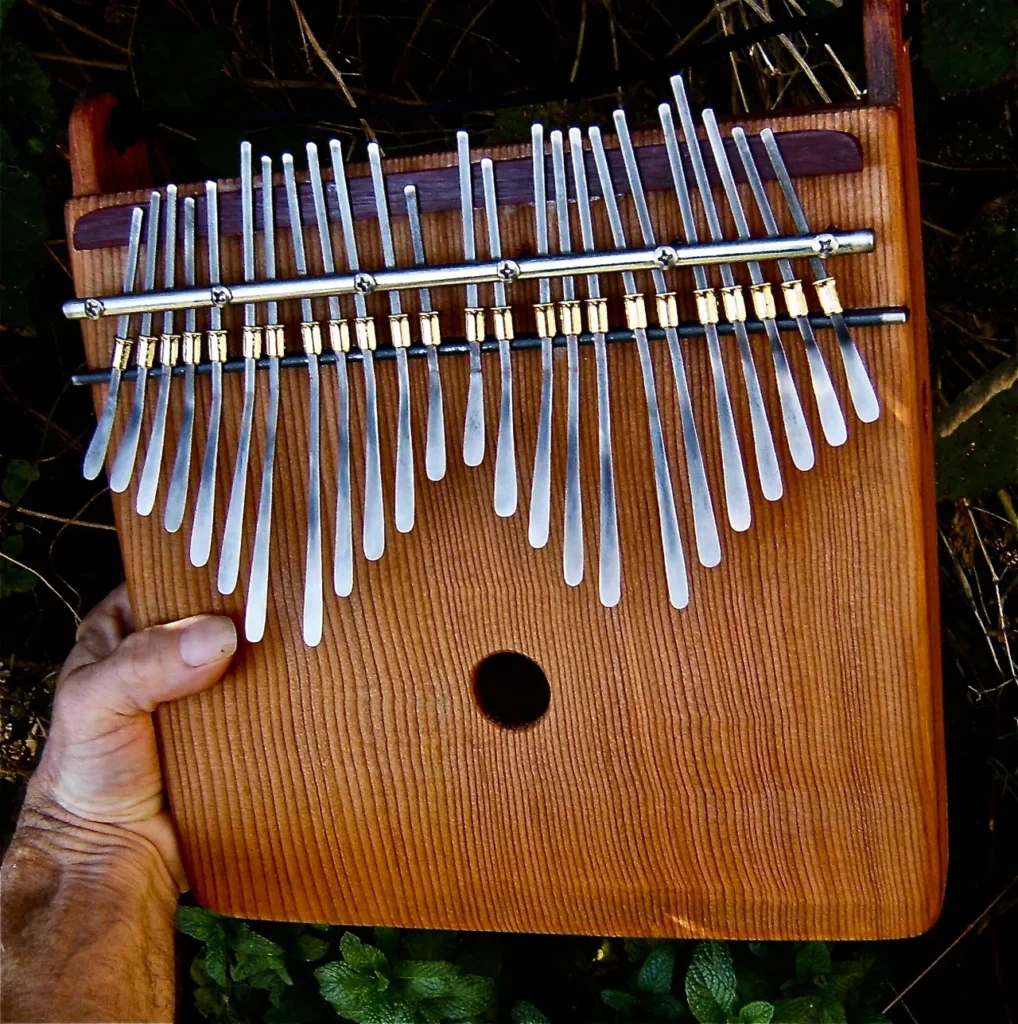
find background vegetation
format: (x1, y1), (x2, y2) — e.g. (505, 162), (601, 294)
(1, 0), (1015, 1021)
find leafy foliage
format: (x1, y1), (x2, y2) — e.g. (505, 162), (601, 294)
(921, 0), (1017, 95)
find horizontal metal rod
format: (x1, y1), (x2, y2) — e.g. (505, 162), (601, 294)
(71, 305), (906, 385)
(64, 229), (874, 322)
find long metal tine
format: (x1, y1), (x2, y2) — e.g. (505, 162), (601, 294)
(658, 101), (751, 532)
(83, 207), (144, 480)
(550, 130), (583, 587)
(405, 185), (446, 482)
(528, 122), (554, 550)
(568, 126), (620, 608)
(329, 138), (385, 562)
(164, 197), (198, 532)
(218, 142), (259, 595)
(588, 126), (687, 609)
(701, 110), (815, 472)
(368, 142), (415, 535)
(137, 185), (179, 514)
(308, 145), (353, 597)
(481, 157), (518, 517)
(457, 131), (485, 467)
(110, 189), (161, 492)
(613, 108), (721, 568)
(760, 127), (880, 423)
(246, 155), (283, 643)
(283, 151), (323, 647)
(731, 127), (848, 446)
(671, 74), (782, 503)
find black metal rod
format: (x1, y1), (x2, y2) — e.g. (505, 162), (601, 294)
(70, 306), (908, 386)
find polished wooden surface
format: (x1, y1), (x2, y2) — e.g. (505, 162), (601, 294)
(66, 103), (945, 938)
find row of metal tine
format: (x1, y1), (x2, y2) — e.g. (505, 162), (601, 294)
(82, 75), (880, 646)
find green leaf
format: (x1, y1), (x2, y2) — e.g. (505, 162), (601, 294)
(2, 459), (39, 504)
(826, 957), (874, 999)
(795, 943), (831, 980)
(429, 974), (495, 1021)
(374, 927), (402, 959)
(772, 996), (821, 1023)
(624, 937), (653, 962)
(175, 905), (221, 942)
(205, 932), (228, 987)
(817, 996), (846, 1024)
(393, 959), (461, 1001)
(921, 0), (1017, 95)
(637, 944), (675, 995)
(295, 932), (331, 961)
(317, 961), (380, 1018)
(602, 988), (638, 1012)
(739, 1002), (775, 1024)
(231, 922), (285, 957)
(0, 534), (36, 597)
(685, 942), (737, 1023)
(645, 992), (687, 1019)
(341, 932), (390, 974)
(359, 995), (415, 1024)
(512, 1000), (551, 1024)
(403, 930), (459, 962)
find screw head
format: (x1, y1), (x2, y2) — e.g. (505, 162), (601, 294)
(814, 233), (838, 258)
(654, 245), (677, 269)
(83, 298), (105, 320)
(210, 285), (232, 307)
(353, 272), (375, 294)
(496, 258), (520, 283)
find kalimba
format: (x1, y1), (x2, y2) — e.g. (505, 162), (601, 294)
(64, 23), (944, 940)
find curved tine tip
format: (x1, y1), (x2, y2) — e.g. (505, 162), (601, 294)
(241, 140), (251, 153)
(481, 156), (493, 169)
(403, 183), (416, 198)
(166, 182), (178, 197)
(568, 125), (582, 145)
(281, 152), (294, 166)
(205, 179), (217, 191)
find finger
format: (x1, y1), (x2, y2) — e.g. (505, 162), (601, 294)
(63, 614), (238, 717)
(62, 583), (135, 677)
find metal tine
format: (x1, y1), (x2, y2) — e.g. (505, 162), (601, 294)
(528, 122), (554, 550)
(568, 126), (620, 609)
(308, 145), (353, 598)
(246, 156), (283, 643)
(404, 185), (446, 482)
(282, 152), (324, 647)
(658, 100), (751, 532)
(670, 74), (782, 503)
(457, 131), (485, 467)
(189, 180), (226, 568)
(760, 127), (880, 423)
(550, 130), (583, 588)
(731, 127), (848, 447)
(481, 157), (518, 518)
(137, 185), (179, 514)
(164, 197), (199, 532)
(110, 189), (161, 492)
(218, 142), (259, 595)
(588, 126), (688, 610)
(83, 206), (144, 480)
(367, 143), (415, 534)
(613, 108), (721, 568)
(701, 110), (815, 473)
(329, 138), (385, 563)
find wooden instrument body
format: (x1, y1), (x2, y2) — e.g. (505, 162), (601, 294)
(65, 24), (945, 937)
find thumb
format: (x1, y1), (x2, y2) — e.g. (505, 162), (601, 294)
(64, 613), (238, 718)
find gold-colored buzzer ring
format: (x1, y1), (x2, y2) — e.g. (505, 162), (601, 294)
(242, 325), (264, 360)
(749, 282), (777, 322)
(492, 307), (514, 342)
(419, 311), (441, 347)
(355, 317), (377, 351)
(112, 336), (134, 371)
(328, 319), (351, 353)
(389, 313), (412, 348)
(135, 335), (157, 369)
(557, 300), (582, 337)
(623, 294), (648, 331)
(720, 285), (747, 324)
(181, 331), (202, 364)
(464, 308), (486, 344)
(781, 280), (810, 319)
(264, 325), (285, 358)
(655, 292), (679, 330)
(533, 303), (556, 339)
(813, 277), (844, 317)
(159, 333), (180, 366)
(206, 329), (228, 362)
(694, 288), (720, 326)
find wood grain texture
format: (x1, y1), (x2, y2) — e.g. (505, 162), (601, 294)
(65, 104), (945, 939)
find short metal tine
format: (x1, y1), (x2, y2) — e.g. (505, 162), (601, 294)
(218, 141), (259, 595)
(164, 197), (198, 532)
(330, 138), (385, 562)
(551, 130), (583, 587)
(589, 125), (688, 609)
(283, 151), (323, 647)
(189, 180), (225, 568)
(246, 155), (283, 642)
(308, 142), (353, 597)
(481, 157), (518, 518)
(405, 184), (446, 482)
(137, 185), (179, 515)
(569, 126), (620, 608)
(760, 127), (880, 423)
(732, 127), (848, 447)
(671, 74), (782, 503)
(702, 110), (814, 472)
(83, 206), (144, 480)
(368, 142), (415, 534)
(659, 100), (751, 531)
(528, 122), (553, 550)
(613, 107), (721, 568)
(110, 189), (161, 493)
(457, 130), (485, 467)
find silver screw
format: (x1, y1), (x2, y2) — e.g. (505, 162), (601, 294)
(353, 272), (376, 294)
(496, 259), (520, 283)
(654, 245), (677, 269)
(210, 285), (232, 307)
(814, 233), (838, 258)
(83, 298), (105, 320)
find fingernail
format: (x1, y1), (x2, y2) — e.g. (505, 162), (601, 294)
(179, 616), (237, 667)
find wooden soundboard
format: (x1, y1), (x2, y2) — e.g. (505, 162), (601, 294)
(65, 43), (944, 938)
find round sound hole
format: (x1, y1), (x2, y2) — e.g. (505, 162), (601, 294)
(472, 651), (550, 729)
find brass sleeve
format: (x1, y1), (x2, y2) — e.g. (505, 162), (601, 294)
(264, 324), (285, 358)
(694, 288), (720, 326)
(720, 285), (747, 323)
(206, 329), (228, 362)
(623, 294), (648, 331)
(655, 292), (679, 329)
(242, 325), (264, 360)
(781, 280), (810, 319)
(354, 317), (377, 351)
(749, 282), (777, 321)
(419, 311), (441, 347)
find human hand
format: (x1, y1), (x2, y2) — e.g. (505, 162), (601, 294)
(23, 583), (237, 890)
